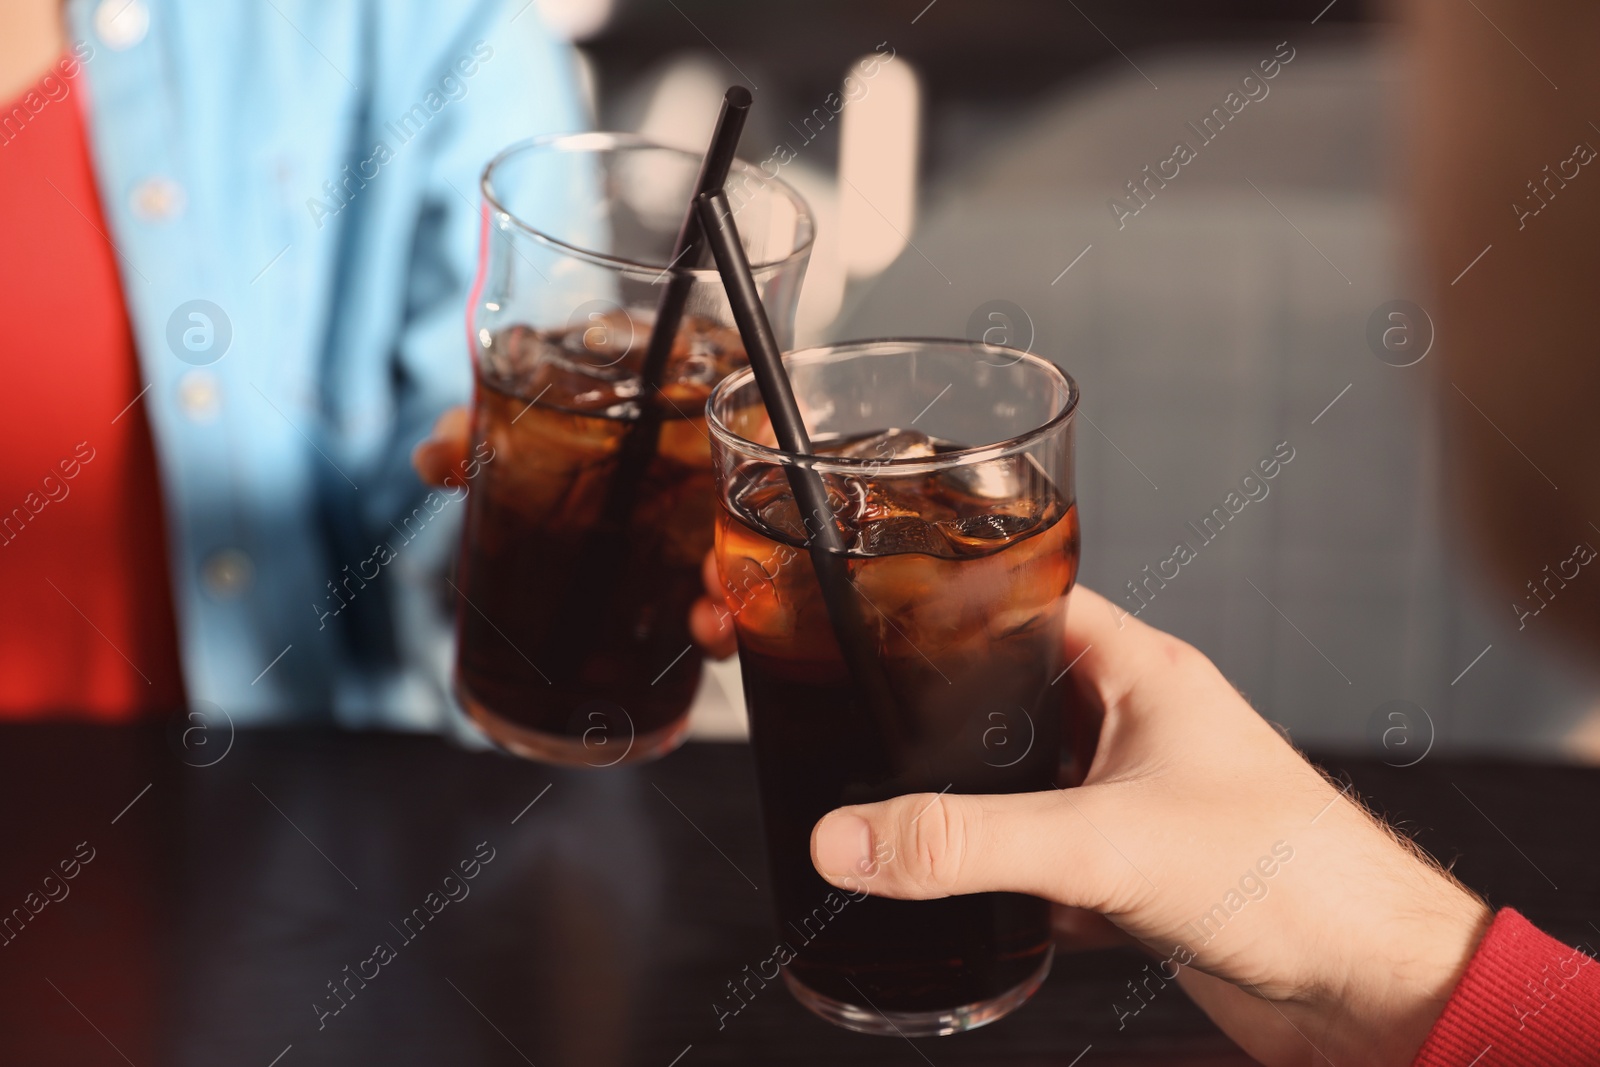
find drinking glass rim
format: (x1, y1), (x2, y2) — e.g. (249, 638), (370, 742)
(480, 131), (817, 275)
(707, 338), (1079, 475)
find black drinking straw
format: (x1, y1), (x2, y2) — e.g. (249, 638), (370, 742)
(600, 86), (752, 527)
(636, 86), (753, 405)
(549, 89), (751, 681)
(696, 189), (909, 761)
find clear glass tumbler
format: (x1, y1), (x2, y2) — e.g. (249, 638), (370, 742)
(455, 133), (813, 766)
(708, 339), (1079, 1035)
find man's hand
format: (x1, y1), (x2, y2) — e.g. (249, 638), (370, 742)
(807, 587), (1491, 1067)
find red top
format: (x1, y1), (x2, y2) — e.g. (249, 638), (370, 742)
(1416, 909), (1600, 1065)
(0, 57), (185, 718)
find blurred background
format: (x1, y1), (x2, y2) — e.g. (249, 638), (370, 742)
(538, 0), (1600, 760)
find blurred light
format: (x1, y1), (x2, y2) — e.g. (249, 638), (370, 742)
(535, 0), (615, 42)
(1566, 699), (1600, 763)
(94, 0), (149, 51)
(781, 167), (844, 346)
(839, 57), (921, 279)
(637, 54), (727, 153)
(572, 47), (599, 127)
(176, 370), (222, 422)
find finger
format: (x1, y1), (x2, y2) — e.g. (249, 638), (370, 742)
(411, 406), (471, 485)
(432, 405), (471, 442)
(811, 787), (1142, 912)
(689, 596), (738, 659)
(1057, 585), (1182, 709)
(1058, 587), (1243, 764)
(690, 553), (739, 658)
(411, 440), (457, 485)
(702, 549), (723, 601)
(1063, 589), (1290, 792)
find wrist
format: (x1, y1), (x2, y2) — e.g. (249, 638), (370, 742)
(1326, 887), (1493, 1066)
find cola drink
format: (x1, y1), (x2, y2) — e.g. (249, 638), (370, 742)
(454, 311), (745, 765)
(714, 427), (1080, 1029)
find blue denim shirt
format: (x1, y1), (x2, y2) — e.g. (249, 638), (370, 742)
(67, 0), (582, 731)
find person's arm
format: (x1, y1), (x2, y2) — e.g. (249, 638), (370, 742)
(1408, 0), (1600, 651)
(796, 587), (1600, 1064)
(0, 0), (60, 105)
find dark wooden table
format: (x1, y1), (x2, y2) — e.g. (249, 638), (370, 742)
(0, 726), (1593, 1066)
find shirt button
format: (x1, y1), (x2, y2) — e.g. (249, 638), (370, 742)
(130, 177), (186, 222)
(202, 550), (255, 598)
(95, 0), (150, 50)
(176, 370), (222, 420)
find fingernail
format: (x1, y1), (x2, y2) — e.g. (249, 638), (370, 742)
(814, 813), (872, 879)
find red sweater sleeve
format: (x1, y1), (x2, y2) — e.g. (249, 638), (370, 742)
(1413, 909), (1600, 1066)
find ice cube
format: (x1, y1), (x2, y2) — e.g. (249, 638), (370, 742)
(672, 318), (742, 359)
(734, 472), (807, 542)
(832, 429), (937, 463)
(665, 319), (744, 389)
(828, 474), (898, 522)
(671, 351), (721, 389)
(854, 516), (950, 557)
(986, 605), (1051, 639)
(825, 469), (958, 544)
(940, 454), (1033, 501)
(851, 552), (967, 650)
(559, 307), (640, 372)
(936, 511), (1042, 554)
(479, 324), (549, 395)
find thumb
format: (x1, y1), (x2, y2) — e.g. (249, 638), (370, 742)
(811, 787), (1133, 910)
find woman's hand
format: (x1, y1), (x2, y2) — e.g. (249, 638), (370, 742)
(412, 406), (470, 485)
(804, 587), (1491, 1067)
(690, 551), (739, 660)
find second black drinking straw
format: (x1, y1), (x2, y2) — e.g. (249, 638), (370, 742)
(696, 189), (910, 762)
